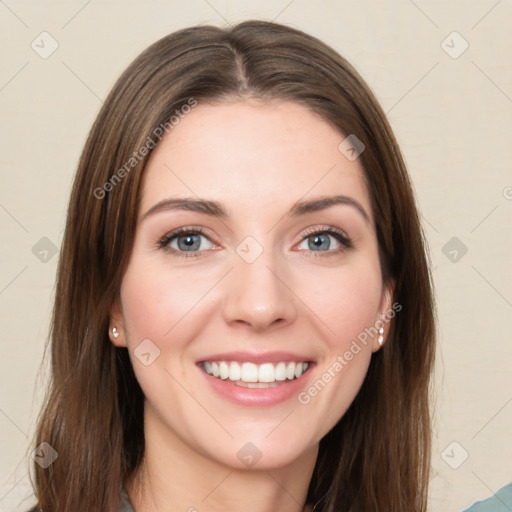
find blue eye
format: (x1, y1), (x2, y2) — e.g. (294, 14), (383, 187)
(158, 226), (353, 259)
(297, 229), (352, 255)
(159, 228), (214, 257)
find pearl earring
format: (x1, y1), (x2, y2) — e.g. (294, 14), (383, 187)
(378, 327), (384, 345)
(112, 327), (120, 339)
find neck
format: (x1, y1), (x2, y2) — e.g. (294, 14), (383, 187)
(126, 404), (318, 512)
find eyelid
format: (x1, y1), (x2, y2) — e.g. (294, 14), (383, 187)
(298, 224), (351, 242)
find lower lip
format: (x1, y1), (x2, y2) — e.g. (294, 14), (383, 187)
(198, 364), (314, 407)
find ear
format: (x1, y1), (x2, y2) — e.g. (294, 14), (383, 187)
(108, 297), (127, 347)
(372, 278), (396, 352)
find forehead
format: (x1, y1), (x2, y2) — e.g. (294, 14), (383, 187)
(139, 100), (372, 222)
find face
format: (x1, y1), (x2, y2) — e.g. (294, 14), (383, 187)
(110, 100), (393, 470)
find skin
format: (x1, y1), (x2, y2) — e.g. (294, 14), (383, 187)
(109, 100), (394, 512)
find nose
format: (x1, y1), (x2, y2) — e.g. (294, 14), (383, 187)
(221, 249), (298, 332)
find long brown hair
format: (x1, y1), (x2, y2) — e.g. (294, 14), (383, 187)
(28, 20), (436, 512)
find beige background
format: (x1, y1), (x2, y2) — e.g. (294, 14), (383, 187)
(1, 1), (511, 511)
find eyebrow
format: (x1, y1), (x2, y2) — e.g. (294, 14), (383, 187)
(141, 194), (370, 224)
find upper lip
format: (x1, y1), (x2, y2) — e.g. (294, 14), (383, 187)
(196, 351), (314, 364)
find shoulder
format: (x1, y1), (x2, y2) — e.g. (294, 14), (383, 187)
(462, 482), (512, 512)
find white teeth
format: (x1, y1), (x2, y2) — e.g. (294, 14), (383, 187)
(286, 362), (296, 380)
(258, 363), (275, 383)
(236, 381), (280, 388)
(229, 361), (241, 381)
(241, 362), (258, 383)
(275, 362), (287, 381)
(202, 360), (310, 383)
(219, 361), (229, 380)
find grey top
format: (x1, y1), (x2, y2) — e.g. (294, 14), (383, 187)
(462, 482), (512, 511)
(119, 488), (135, 511)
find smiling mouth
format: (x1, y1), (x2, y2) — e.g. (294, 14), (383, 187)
(200, 360), (311, 388)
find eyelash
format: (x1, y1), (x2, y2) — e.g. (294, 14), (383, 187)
(157, 225), (354, 259)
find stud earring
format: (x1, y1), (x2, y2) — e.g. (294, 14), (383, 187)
(112, 327), (120, 339)
(378, 327), (384, 346)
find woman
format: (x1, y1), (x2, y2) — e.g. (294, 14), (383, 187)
(28, 20), (436, 511)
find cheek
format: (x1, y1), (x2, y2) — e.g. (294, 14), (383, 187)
(297, 259), (383, 347)
(294, 267), (381, 433)
(118, 259), (212, 413)
(119, 257), (212, 343)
